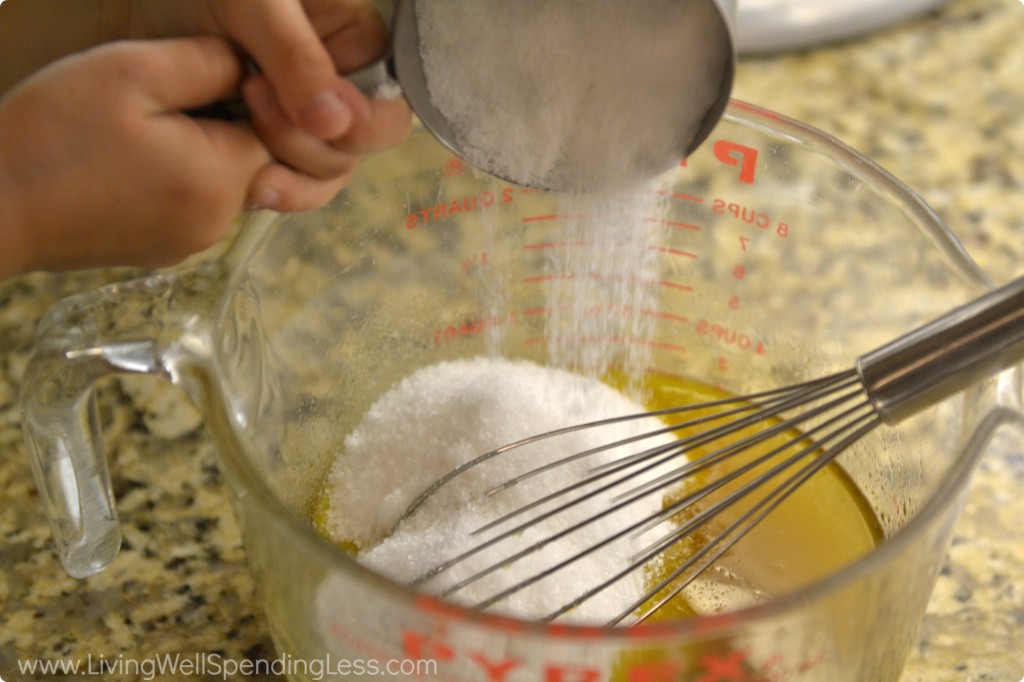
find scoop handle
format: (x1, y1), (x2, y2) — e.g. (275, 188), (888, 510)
(857, 274), (1024, 423)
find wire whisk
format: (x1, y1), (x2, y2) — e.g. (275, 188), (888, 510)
(396, 275), (1024, 625)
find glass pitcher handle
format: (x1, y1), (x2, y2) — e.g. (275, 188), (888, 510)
(20, 268), (220, 578)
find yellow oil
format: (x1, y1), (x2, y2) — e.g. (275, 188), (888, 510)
(627, 372), (882, 622)
(312, 371), (882, 622)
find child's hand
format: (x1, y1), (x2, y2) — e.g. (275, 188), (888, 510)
(0, 37), (290, 275)
(130, 0), (413, 210)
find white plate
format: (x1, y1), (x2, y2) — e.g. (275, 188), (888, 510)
(735, 0), (952, 53)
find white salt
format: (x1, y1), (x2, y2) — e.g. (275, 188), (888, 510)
(324, 357), (678, 623)
(415, 0), (730, 191)
(543, 190), (671, 386)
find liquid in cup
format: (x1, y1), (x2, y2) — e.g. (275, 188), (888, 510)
(314, 366), (884, 623)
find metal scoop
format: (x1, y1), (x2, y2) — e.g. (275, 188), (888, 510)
(202, 1), (735, 192)
(380, 0), (737, 192)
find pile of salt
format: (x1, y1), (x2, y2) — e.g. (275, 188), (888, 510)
(324, 357), (677, 622)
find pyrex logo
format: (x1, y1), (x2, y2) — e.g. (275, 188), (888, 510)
(387, 598), (827, 679)
(402, 627), (827, 681)
(681, 140), (759, 184)
(712, 141), (758, 184)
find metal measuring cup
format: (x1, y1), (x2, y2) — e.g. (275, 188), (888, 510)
(376, 0), (736, 192)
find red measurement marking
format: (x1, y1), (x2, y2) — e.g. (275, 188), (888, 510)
(433, 313), (519, 346)
(651, 246), (698, 259)
(523, 242), (697, 260)
(522, 241), (591, 251)
(695, 319), (767, 354)
(327, 621), (395, 662)
(656, 190), (704, 203)
(522, 214), (590, 223)
(525, 336), (686, 355)
(406, 188), (515, 229)
(642, 310), (690, 324)
(443, 156), (464, 176)
(712, 198), (783, 232)
(644, 340), (688, 353)
(526, 304), (622, 317)
(462, 252), (489, 271)
(696, 649), (750, 681)
(647, 218), (701, 232)
(523, 214), (700, 232)
(520, 307), (688, 324)
(521, 273), (693, 293)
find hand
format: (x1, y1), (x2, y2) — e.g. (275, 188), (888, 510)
(129, 0), (412, 210)
(0, 37), (273, 276)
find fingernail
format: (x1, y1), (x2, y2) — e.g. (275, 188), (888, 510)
(299, 91), (352, 139)
(246, 186), (280, 211)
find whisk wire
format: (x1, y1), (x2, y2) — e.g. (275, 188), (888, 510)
(396, 372), (860, 528)
(432, 473), (669, 604)
(625, 412), (883, 626)
(629, 399), (880, 564)
(611, 379), (868, 508)
(423, 379), (881, 620)
(543, 404), (882, 625)
(473, 372), (864, 536)
(623, 395), (878, 543)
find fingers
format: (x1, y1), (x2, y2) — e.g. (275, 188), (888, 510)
(243, 74), (362, 179)
(247, 162), (352, 213)
(0, 34), (280, 272)
(94, 37), (363, 215)
(93, 38), (274, 212)
(242, 72), (411, 211)
(311, 0), (391, 74)
(134, 0), (397, 143)
(337, 80), (413, 156)
(210, 0), (379, 140)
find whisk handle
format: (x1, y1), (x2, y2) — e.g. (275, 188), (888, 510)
(857, 274), (1024, 424)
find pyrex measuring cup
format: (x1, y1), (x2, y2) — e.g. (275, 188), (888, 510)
(20, 102), (1023, 681)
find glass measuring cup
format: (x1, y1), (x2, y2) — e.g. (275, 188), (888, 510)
(19, 101), (1023, 681)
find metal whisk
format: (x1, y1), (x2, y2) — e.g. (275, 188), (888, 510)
(397, 275), (1024, 625)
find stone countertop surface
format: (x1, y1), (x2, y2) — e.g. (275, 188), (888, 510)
(1, 0), (1021, 680)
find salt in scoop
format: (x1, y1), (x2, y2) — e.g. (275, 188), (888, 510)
(387, 0), (736, 192)
(201, 0), (736, 192)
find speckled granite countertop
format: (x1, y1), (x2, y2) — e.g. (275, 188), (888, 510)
(1, 0), (1021, 680)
